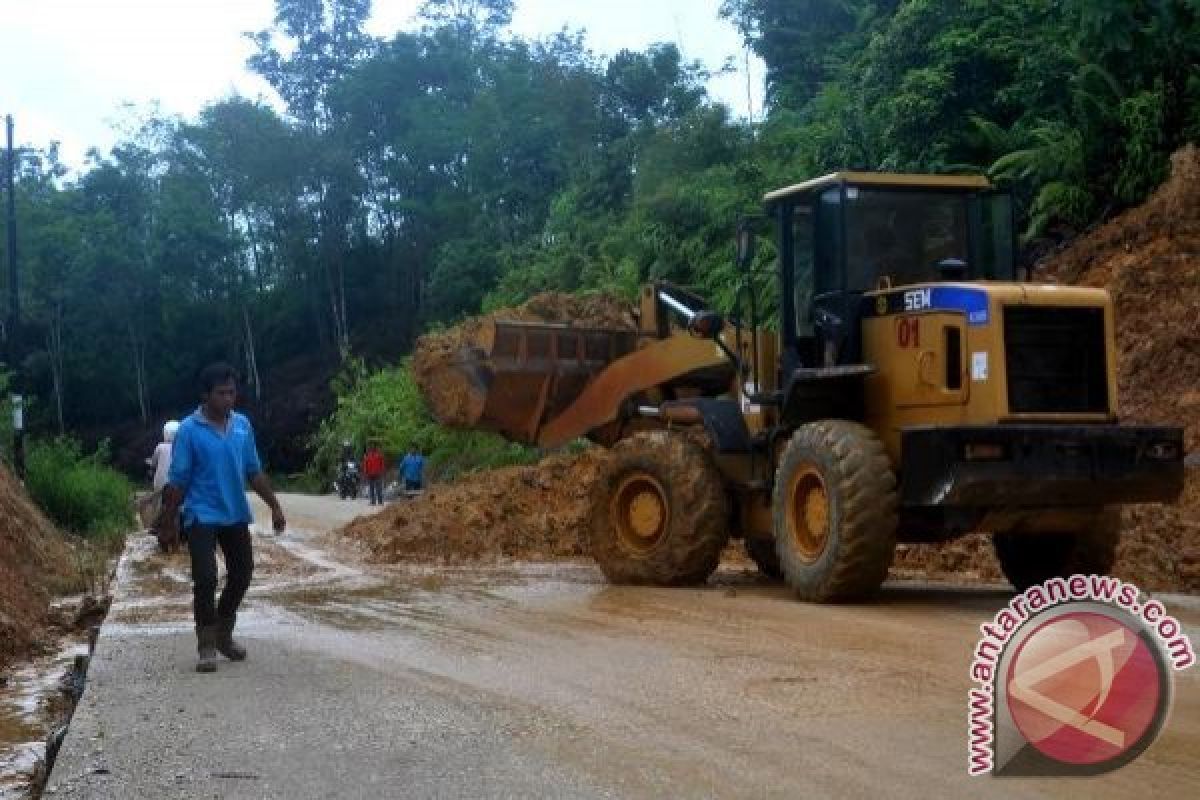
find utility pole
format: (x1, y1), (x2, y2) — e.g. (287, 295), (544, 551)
(5, 114), (24, 479)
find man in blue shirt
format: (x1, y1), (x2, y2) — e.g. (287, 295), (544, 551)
(158, 362), (287, 673)
(399, 444), (426, 492)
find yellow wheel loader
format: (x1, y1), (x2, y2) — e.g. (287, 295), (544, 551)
(436, 172), (1185, 600)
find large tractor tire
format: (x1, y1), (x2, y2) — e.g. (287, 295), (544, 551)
(744, 537), (783, 580)
(588, 431), (729, 585)
(992, 511), (1121, 591)
(773, 420), (898, 602)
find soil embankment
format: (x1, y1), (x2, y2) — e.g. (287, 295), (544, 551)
(0, 464), (77, 669)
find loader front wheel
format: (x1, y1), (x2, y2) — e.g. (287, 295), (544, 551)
(993, 511), (1121, 591)
(773, 421), (898, 602)
(589, 432), (729, 585)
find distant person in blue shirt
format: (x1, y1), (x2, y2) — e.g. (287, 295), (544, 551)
(157, 362), (287, 674)
(399, 445), (426, 492)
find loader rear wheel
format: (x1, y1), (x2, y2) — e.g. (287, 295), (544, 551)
(588, 432), (729, 585)
(992, 511), (1121, 591)
(773, 420), (898, 602)
(744, 537), (783, 580)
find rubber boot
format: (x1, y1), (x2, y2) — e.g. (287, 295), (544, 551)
(196, 625), (218, 673)
(215, 615), (247, 661)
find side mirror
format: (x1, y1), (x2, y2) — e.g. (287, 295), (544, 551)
(688, 310), (725, 339)
(736, 220), (757, 269)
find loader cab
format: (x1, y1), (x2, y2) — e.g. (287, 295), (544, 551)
(763, 173), (1016, 371)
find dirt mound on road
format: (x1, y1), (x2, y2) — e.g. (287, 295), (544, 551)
(0, 463), (76, 668)
(339, 449), (610, 564)
(1116, 470), (1200, 592)
(412, 292), (636, 428)
(891, 535), (1004, 585)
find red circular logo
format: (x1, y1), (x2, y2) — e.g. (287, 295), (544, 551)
(1005, 611), (1166, 767)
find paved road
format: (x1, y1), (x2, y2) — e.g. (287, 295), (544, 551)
(45, 493), (1200, 798)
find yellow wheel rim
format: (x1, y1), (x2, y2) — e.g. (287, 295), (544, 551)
(786, 466), (830, 563)
(612, 473), (669, 554)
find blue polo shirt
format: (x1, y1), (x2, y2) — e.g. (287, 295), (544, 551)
(400, 453), (425, 483)
(167, 408), (263, 527)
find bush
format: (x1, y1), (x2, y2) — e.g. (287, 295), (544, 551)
(309, 358), (539, 487)
(25, 437), (134, 540)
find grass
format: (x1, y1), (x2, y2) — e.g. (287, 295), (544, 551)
(24, 437), (135, 541)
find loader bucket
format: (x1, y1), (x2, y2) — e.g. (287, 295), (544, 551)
(434, 320), (641, 444)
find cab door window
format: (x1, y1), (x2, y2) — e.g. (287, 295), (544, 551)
(792, 204), (815, 336)
(814, 187), (843, 294)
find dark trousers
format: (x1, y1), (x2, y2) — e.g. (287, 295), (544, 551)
(187, 523), (254, 627)
(404, 478), (422, 491)
(367, 477), (384, 505)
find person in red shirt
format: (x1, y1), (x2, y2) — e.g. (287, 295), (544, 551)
(363, 442), (387, 506)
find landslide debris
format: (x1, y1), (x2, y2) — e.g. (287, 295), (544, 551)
(412, 292), (636, 428)
(340, 449), (610, 564)
(0, 464), (77, 669)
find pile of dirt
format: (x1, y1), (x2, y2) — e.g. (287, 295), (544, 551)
(0, 463), (76, 669)
(340, 448), (611, 564)
(898, 145), (1200, 593)
(412, 292), (637, 428)
(891, 535), (1005, 585)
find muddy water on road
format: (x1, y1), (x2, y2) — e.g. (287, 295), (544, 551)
(87, 493), (1200, 798)
(260, 572), (1200, 798)
(0, 639), (89, 799)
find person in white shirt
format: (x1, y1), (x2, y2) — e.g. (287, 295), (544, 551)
(149, 420), (180, 490)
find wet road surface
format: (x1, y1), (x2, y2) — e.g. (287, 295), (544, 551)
(44, 493), (1200, 798)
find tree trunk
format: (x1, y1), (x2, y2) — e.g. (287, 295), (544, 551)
(248, 216), (266, 294)
(324, 249), (350, 360)
(47, 302), (66, 434)
(127, 318), (148, 424)
(242, 306), (262, 401)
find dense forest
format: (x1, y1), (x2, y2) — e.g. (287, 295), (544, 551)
(1, 0), (1197, 471)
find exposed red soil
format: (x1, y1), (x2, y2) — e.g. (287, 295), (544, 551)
(340, 449), (609, 564)
(0, 463), (77, 669)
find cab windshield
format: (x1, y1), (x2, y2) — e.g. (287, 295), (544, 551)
(845, 188), (970, 291)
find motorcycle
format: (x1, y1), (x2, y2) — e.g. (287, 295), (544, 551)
(335, 460), (361, 499)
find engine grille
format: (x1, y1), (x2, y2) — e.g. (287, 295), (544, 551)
(1004, 306), (1108, 413)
